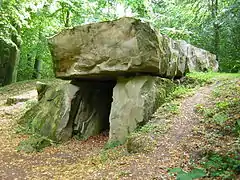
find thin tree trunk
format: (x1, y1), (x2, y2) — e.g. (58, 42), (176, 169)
(32, 32), (42, 79)
(32, 58), (41, 79)
(65, 9), (70, 27)
(211, 0), (220, 61)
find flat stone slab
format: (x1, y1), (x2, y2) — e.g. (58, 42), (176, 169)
(48, 17), (218, 80)
(6, 90), (38, 105)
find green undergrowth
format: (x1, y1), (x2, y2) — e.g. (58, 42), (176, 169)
(187, 72), (240, 83)
(170, 73), (240, 180)
(15, 113), (57, 153)
(195, 78), (240, 136)
(197, 77), (240, 179)
(104, 140), (123, 150)
(201, 152), (240, 179)
(16, 124), (56, 153)
(169, 167), (206, 180)
(124, 72), (221, 154)
(16, 133), (55, 153)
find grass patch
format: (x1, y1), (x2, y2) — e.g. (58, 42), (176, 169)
(168, 85), (194, 99)
(187, 72), (240, 83)
(201, 152), (240, 179)
(190, 75), (240, 179)
(17, 134), (54, 153)
(15, 124), (34, 135)
(104, 140), (123, 150)
(195, 78), (240, 134)
(170, 73), (240, 179)
(168, 167), (206, 180)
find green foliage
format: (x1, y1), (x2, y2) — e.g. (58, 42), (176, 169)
(186, 72), (217, 84)
(1, 0), (240, 82)
(196, 76), (240, 136)
(104, 140), (122, 150)
(234, 120), (240, 136)
(161, 101), (180, 115)
(169, 85), (194, 99)
(212, 113), (228, 125)
(169, 167), (206, 180)
(201, 152), (240, 179)
(17, 134), (53, 153)
(15, 124), (33, 135)
(187, 72), (240, 82)
(147, 0), (240, 72)
(135, 123), (159, 134)
(193, 75), (240, 179)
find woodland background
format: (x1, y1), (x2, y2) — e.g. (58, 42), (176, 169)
(0, 0), (239, 81)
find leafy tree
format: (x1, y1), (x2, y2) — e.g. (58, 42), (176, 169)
(1, 0), (239, 84)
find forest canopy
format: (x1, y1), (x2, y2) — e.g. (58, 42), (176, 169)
(0, 0), (239, 82)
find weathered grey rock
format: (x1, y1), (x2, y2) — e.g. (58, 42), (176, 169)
(19, 81), (79, 141)
(36, 81), (50, 101)
(6, 90), (37, 105)
(20, 17), (219, 145)
(165, 37), (188, 78)
(109, 76), (175, 143)
(206, 50), (219, 72)
(0, 37), (20, 86)
(48, 17), (162, 79)
(48, 17), (218, 80)
(178, 40), (218, 72)
(20, 80), (115, 142)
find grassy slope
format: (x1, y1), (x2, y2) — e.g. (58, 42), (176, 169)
(169, 72), (240, 179)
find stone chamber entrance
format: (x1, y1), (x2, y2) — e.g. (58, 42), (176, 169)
(69, 80), (116, 140)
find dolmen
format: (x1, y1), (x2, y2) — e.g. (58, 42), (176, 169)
(20, 17), (218, 143)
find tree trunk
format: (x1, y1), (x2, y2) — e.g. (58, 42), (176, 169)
(65, 9), (70, 27)
(211, 0), (220, 61)
(32, 58), (41, 79)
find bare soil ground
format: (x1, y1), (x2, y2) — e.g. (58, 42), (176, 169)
(0, 79), (230, 180)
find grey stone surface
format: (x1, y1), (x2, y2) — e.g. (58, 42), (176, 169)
(21, 17), (219, 144)
(109, 76), (175, 143)
(48, 17), (218, 80)
(20, 80), (115, 142)
(20, 81), (79, 142)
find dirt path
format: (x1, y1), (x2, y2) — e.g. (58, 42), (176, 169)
(81, 85), (214, 180)
(0, 84), (214, 180)
(168, 85), (213, 144)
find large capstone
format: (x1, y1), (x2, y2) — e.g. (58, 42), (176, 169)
(48, 17), (218, 80)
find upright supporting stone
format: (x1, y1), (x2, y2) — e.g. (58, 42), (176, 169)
(19, 81), (79, 142)
(20, 80), (115, 142)
(109, 76), (175, 143)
